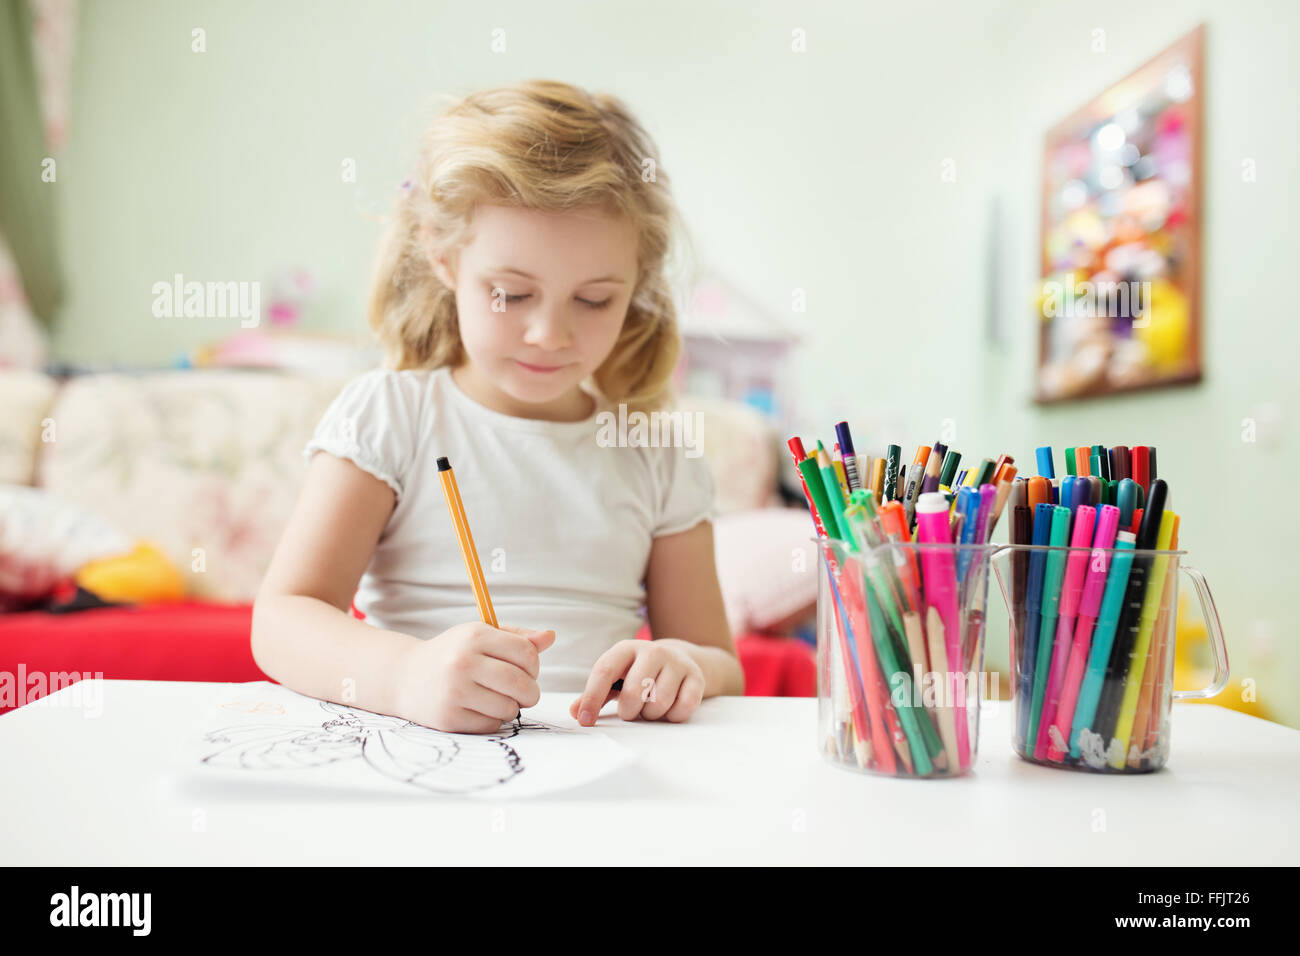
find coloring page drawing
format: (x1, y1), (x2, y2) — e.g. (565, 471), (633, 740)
(194, 682), (632, 799)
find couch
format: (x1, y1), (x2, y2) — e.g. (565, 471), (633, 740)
(0, 366), (817, 712)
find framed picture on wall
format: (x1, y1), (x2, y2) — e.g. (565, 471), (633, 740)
(1035, 25), (1204, 403)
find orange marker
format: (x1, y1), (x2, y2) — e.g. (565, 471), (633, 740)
(878, 501), (922, 608)
(991, 465), (1019, 529)
(437, 456), (498, 628)
(1075, 447), (1091, 477)
(992, 454), (1014, 483)
(1027, 476), (1052, 513)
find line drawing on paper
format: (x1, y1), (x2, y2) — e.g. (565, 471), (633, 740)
(201, 700), (575, 795)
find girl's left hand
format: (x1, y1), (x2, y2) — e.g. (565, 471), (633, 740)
(570, 639), (705, 726)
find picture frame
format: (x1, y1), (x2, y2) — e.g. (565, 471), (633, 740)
(1035, 25), (1205, 403)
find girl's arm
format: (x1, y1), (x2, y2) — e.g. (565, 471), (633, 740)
(644, 520), (745, 697)
(255, 453), (554, 732)
(251, 452), (416, 716)
(570, 519), (743, 724)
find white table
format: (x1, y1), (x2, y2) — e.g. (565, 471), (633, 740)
(2, 679), (1297, 865)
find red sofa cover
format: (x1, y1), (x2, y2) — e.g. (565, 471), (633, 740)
(0, 602), (814, 713)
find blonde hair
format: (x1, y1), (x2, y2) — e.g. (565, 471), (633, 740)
(368, 79), (696, 413)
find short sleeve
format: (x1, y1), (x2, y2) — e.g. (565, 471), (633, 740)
(652, 445), (717, 537)
(303, 369), (423, 499)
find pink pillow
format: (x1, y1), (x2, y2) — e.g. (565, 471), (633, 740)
(712, 508), (819, 636)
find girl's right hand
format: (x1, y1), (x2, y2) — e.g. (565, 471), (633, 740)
(391, 622), (555, 733)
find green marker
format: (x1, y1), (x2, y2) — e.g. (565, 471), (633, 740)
(884, 445), (902, 502)
(819, 464), (852, 546)
(938, 450), (962, 489)
(863, 582), (934, 775)
(842, 502), (944, 763)
(1064, 447), (1077, 477)
(1026, 505), (1071, 747)
(798, 457), (841, 541)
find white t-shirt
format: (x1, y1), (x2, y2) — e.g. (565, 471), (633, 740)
(303, 366), (716, 692)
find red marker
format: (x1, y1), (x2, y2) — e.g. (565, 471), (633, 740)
(1132, 446), (1151, 495)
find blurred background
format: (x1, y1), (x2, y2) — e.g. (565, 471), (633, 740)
(1, 0), (1295, 725)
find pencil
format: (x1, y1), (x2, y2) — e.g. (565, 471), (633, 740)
(437, 456), (498, 628)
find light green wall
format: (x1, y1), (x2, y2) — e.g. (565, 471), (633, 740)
(978, 1), (1300, 727)
(52, 0), (1299, 722)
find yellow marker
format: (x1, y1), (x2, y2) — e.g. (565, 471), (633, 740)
(1109, 510), (1178, 768)
(869, 458), (886, 504)
(832, 457), (849, 498)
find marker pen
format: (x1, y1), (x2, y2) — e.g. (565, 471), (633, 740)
(1069, 530), (1136, 759)
(1034, 504), (1096, 760)
(1048, 504), (1120, 760)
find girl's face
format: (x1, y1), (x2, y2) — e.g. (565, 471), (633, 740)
(433, 203), (639, 421)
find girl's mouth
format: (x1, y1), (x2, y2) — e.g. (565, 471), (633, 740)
(514, 360), (570, 374)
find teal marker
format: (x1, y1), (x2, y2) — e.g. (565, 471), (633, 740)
(1069, 532), (1137, 757)
(1026, 505), (1071, 748)
(1115, 478), (1138, 527)
(1093, 444), (1110, 482)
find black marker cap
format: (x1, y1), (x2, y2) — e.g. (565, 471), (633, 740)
(437, 456), (451, 471)
(1136, 479), (1167, 550)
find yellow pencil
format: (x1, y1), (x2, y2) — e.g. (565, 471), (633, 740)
(437, 456), (497, 628)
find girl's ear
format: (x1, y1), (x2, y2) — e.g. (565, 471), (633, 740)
(430, 254), (455, 289)
(420, 227), (456, 289)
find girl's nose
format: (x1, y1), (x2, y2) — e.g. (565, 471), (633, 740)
(522, 305), (575, 351)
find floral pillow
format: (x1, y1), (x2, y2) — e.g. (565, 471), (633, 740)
(0, 484), (133, 610)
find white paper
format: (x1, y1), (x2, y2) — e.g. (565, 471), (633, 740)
(187, 681), (633, 800)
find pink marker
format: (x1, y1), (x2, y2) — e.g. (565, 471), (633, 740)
(974, 483), (997, 544)
(915, 493), (969, 769)
(1045, 504), (1120, 760)
(1034, 505), (1096, 759)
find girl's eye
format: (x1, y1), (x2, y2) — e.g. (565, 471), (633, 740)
(494, 289), (610, 308)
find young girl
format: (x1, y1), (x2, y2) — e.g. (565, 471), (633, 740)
(252, 79), (742, 734)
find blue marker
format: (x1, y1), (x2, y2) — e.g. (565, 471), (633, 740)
(1036, 446), (1056, 479)
(955, 486), (980, 584)
(1017, 502), (1055, 748)
(1026, 505), (1072, 750)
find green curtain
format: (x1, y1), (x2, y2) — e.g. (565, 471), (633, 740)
(0, 0), (64, 325)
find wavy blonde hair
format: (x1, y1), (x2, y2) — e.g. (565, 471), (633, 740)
(367, 79), (696, 413)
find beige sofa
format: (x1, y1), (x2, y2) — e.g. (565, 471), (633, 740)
(1, 368), (807, 629)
